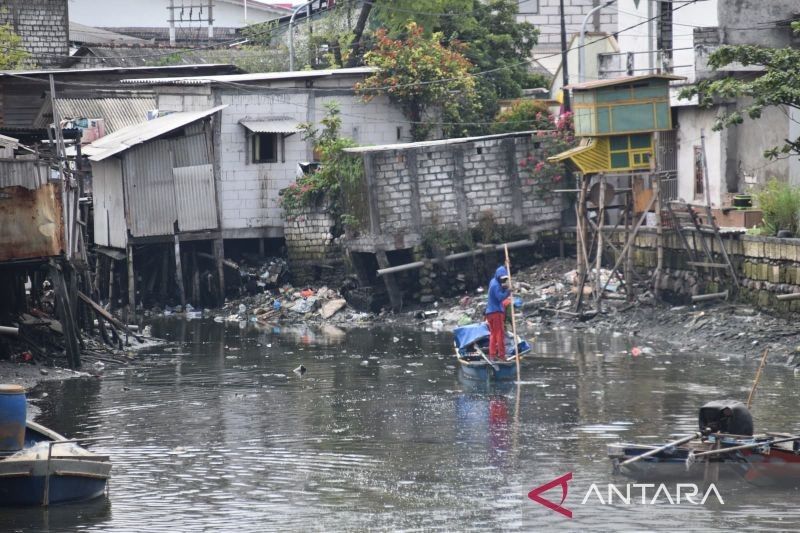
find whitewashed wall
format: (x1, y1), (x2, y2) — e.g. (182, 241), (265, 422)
(213, 89), (410, 238)
(69, 0), (281, 29)
(676, 106), (725, 206)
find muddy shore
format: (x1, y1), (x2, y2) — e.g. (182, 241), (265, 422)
(4, 256), (799, 393)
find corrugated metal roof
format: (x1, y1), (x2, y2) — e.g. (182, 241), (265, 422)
(69, 22), (149, 45)
(84, 105), (227, 161)
(0, 64), (240, 77)
(565, 74), (686, 91)
(121, 67), (376, 85)
(240, 117), (300, 134)
(34, 98), (156, 133)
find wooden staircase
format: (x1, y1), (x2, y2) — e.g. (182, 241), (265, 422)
(665, 201), (739, 300)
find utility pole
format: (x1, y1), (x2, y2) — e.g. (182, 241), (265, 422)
(559, 0), (571, 112)
(167, 0), (215, 45)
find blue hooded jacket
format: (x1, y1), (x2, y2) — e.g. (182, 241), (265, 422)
(485, 266), (510, 314)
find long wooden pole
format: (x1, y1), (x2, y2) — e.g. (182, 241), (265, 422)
(619, 432), (701, 467)
(595, 175), (606, 309)
(746, 348), (769, 409)
(692, 434), (800, 458)
(599, 192), (658, 296)
(504, 244), (521, 383)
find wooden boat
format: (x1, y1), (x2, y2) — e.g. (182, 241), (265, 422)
(0, 420), (112, 506)
(607, 435), (751, 482)
(453, 323), (532, 381)
(735, 433), (800, 488)
(608, 401), (800, 486)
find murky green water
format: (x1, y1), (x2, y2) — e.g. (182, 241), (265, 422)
(4, 319), (800, 532)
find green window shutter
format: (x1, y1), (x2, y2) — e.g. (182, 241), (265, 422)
(610, 152), (630, 169)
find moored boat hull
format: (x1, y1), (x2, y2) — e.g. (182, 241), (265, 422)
(0, 421), (111, 506)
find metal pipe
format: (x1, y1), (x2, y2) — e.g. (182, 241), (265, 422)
(0, 326), (19, 336)
(376, 239), (538, 277)
(579, 0), (615, 84)
(289, 0), (316, 71)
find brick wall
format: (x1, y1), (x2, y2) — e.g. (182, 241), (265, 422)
(0, 0), (68, 68)
(345, 132), (565, 253)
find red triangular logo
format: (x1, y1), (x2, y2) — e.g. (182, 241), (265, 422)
(528, 472), (573, 518)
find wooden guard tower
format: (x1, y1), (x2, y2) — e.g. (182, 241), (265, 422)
(549, 74), (685, 312)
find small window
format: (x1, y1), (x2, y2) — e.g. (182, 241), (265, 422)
(694, 146), (704, 199)
(252, 133), (278, 163)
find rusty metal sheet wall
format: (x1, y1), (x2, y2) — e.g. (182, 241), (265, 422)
(173, 164), (218, 232)
(0, 183), (65, 262)
(0, 159), (49, 189)
(123, 139), (177, 238)
(92, 158), (127, 248)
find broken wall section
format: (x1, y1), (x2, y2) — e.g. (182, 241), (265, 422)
(283, 200), (345, 286)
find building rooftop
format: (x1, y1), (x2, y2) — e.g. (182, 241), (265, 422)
(84, 105), (227, 161)
(565, 74), (686, 91)
(120, 66), (376, 85)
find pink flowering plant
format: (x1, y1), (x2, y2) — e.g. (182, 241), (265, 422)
(518, 111), (576, 198)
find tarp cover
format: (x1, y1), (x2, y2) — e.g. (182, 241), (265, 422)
(453, 323), (490, 350)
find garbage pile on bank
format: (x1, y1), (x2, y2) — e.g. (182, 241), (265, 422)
(191, 284), (373, 326)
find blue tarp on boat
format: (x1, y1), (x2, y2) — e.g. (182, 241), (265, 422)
(453, 323), (491, 350)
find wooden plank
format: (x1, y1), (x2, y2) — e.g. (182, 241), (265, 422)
(77, 291), (143, 342)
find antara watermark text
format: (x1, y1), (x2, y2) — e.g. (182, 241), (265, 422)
(528, 473), (724, 519)
(581, 483), (724, 505)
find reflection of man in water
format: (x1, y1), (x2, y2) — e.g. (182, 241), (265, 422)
(488, 396), (509, 465)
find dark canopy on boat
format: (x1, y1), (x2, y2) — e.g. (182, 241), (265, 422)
(699, 400), (754, 436)
(453, 323), (490, 350)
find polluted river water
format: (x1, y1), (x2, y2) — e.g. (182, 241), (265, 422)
(4, 319), (800, 532)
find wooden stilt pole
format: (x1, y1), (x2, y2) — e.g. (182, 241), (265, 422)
(574, 175), (590, 312)
(624, 190), (633, 301)
(108, 257), (115, 310)
(51, 262), (81, 369)
(376, 250), (403, 311)
(653, 174), (664, 299)
(191, 249), (200, 305)
(213, 239), (225, 307)
(174, 234), (186, 307)
(504, 244), (521, 383)
(595, 175), (606, 309)
(598, 193), (658, 295)
(126, 244), (136, 319)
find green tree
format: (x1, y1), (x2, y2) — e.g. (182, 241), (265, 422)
(680, 21), (800, 160)
(370, 0), (471, 36)
(370, 1), (541, 135)
(356, 22), (478, 141)
(0, 24), (30, 70)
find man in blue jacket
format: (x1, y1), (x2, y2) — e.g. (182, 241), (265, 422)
(485, 266), (512, 360)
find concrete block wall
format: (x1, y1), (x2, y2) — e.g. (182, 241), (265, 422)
(613, 228), (800, 314)
(520, 0), (618, 48)
(284, 203), (339, 262)
(349, 132), (563, 252)
(0, 0), (68, 68)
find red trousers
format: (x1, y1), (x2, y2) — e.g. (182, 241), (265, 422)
(486, 312), (506, 359)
